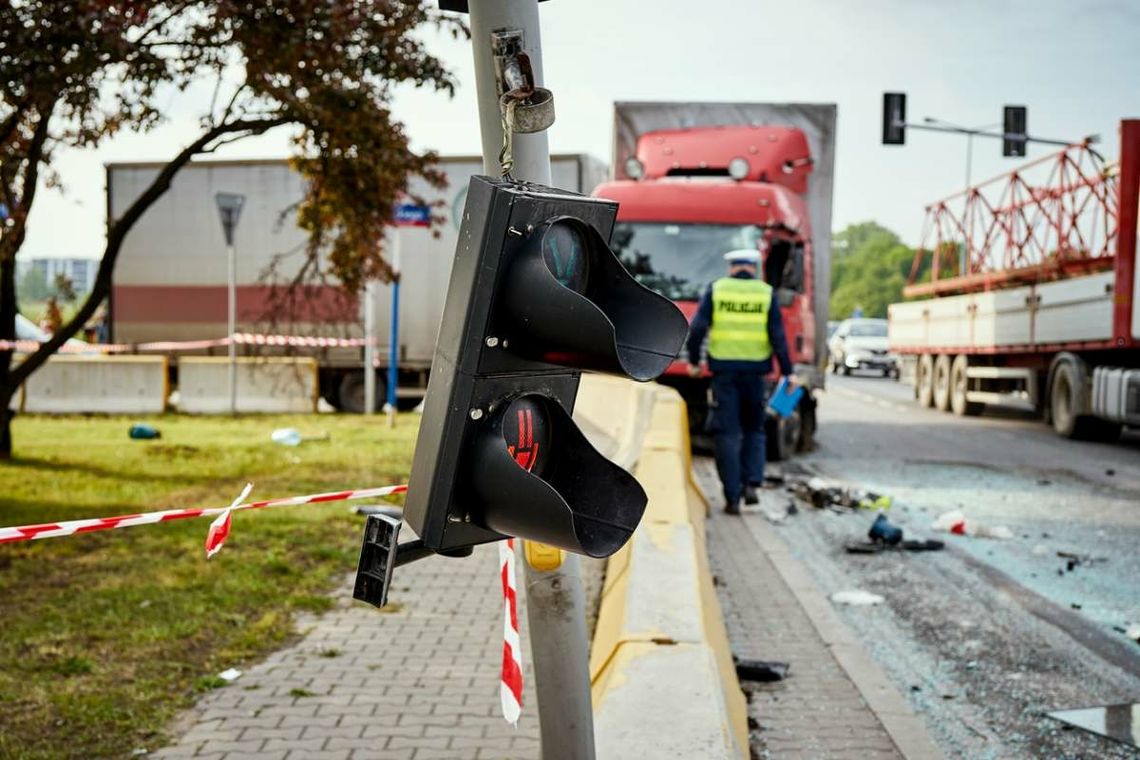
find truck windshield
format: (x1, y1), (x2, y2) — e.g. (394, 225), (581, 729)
(610, 222), (763, 301)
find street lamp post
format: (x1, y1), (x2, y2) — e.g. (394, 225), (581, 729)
(922, 117), (1002, 192)
(214, 193), (245, 415)
(921, 118), (1001, 276)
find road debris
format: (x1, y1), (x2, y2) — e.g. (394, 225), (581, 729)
(760, 507), (786, 525)
(846, 513), (945, 553)
(868, 513), (903, 545)
(787, 475), (892, 511)
(1055, 550), (1108, 574)
(733, 657), (789, 683)
(831, 590), (885, 606)
(1046, 703), (1140, 749)
(932, 509), (1013, 539)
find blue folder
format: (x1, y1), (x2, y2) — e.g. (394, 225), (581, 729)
(767, 377), (803, 419)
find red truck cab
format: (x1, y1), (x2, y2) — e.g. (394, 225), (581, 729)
(594, 124), (819, 455)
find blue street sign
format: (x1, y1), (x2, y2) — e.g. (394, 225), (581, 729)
(394, 203), (431, 227)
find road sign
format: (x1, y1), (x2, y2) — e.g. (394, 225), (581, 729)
(397, 175), (687, 559)
(394, 203), (431, 227)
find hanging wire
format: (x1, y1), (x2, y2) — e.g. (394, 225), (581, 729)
(499, 99), (516, 180)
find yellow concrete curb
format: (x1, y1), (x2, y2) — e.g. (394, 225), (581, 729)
(579, 377), (748, 759)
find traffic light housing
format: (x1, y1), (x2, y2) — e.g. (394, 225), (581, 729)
(1003, 105), (1028, 157)
(401, 176), (688, 558)
(882, 92), (907, 145)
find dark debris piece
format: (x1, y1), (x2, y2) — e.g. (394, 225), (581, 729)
(734, 657), (790, 683)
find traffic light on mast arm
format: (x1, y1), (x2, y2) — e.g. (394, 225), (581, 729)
(401, 176), (687, 560)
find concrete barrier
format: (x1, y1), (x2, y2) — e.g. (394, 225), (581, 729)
(21, 355), (168, 414)
(580, 377), (749, 759)
(177, 357), (318, 414)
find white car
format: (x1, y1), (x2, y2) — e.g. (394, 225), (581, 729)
(828, 318), (898, 377)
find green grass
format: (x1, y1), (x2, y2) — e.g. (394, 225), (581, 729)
(0, 413), (416, 760)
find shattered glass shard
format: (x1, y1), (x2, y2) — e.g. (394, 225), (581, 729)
(1045, 703), (1140, 749)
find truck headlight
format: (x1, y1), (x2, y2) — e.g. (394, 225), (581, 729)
(625, 157), (645, 180)
(728, 157), (750, 180)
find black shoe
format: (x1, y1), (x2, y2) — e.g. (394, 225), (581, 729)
(724, 501), (741, 515)
(743, 485), (759, 505)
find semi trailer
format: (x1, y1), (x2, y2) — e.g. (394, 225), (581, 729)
(107, 154), (605, 411)
(889, 119), (1140, 439)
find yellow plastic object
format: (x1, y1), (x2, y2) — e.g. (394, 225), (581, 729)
(523, 540), (564, 572)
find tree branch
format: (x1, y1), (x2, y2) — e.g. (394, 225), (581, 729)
(0, 97), (29, 147)
(0, 101), (55, 262)
(10, 115), (288, 387)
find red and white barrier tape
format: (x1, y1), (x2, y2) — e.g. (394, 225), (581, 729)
(499, 537), (523, 725)
(0, 483), (407, 556)
(0, 332), (376, 354)
(0, 479), (524, 723)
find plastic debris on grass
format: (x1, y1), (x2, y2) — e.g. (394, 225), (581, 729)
(270, 428), (331, 446)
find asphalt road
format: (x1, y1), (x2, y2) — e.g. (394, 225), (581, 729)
(753, 372), (1140, 759)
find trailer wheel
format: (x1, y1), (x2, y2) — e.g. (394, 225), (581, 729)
(932, 354), (952, 411)
(950, 355), (984, 416)
(916, 354), (935, 407)
(337, 370), (386, 414)
(1048, 355), (1122, 440)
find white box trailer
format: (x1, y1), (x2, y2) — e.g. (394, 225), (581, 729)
(107, 154), (606, 411)
(888, 120), (1140, 439)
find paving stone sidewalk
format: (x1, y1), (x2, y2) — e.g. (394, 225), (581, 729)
(151, 543), (543, 760)
(699, 460), (908, 760)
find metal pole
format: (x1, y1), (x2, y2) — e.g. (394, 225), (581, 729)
(387, 231), (401, 429)
(227, 242), (237, 415)
(467, 3), (596, 758)
(364, 279), (376, 415)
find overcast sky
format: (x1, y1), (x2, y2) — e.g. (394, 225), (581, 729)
(20, 0), (1140, 260)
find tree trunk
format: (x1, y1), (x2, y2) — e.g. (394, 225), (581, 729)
(0, 249), (16, 461)
(0, 400), (12, 461)
(0, 116), (286, 459)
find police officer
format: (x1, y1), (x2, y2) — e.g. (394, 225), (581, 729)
(686, 248), (794, 514)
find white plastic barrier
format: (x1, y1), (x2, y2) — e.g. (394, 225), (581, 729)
(21, 355), (168, 414)
(178, 357), (318, 414)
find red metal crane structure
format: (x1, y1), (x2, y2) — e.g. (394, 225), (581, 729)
(906, 139), (1119, 297)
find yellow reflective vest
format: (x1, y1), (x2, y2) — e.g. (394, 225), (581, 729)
(707, 277), (773, 362)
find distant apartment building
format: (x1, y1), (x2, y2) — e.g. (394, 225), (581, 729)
(16, 257), (98, 298)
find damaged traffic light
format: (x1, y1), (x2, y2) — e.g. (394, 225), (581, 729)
(402, 176), (686, 559)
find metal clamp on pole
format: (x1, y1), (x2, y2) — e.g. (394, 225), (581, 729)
(492, 30), (555, 178)
(493, 30), (556, 136)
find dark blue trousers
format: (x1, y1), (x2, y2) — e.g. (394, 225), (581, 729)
(709, 371), (767, 507)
